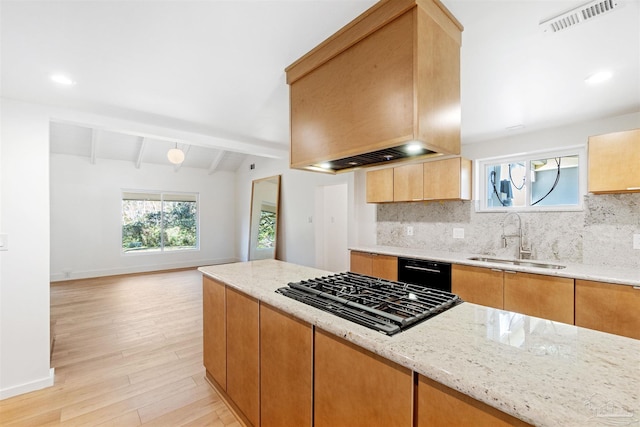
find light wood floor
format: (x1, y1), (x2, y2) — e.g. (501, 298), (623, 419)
(0, 269), (241, 426)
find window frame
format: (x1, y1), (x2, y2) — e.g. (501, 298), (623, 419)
(121, 190), (200, 255)
(475, 146), (587, 212)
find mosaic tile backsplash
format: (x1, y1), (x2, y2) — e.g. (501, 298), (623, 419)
(377, 193), (640, 270)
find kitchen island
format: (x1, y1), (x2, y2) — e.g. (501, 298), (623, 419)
(199, 259), (639, 427)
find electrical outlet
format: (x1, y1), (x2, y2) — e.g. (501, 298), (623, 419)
(406, 226), (414, 236)
(634, 234), (640, 250)
(453, 228), (465, 239)
(63, 270), (72, 279)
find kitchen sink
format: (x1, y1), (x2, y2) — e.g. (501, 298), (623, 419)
(468, 257), (566, 270)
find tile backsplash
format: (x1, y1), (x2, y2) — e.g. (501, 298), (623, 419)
(377, 193), (640, 270)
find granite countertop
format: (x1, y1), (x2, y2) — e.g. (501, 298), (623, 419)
(199, 259), (640, 427)
(350, 245), (640, 287)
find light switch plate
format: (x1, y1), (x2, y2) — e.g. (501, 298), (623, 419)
(633, 234), (640, 250)
(0, 233), (8, 251)
(453, 228), (464, 239)
(407, 226), (414, 236)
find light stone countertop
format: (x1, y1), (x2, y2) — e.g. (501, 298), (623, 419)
(199, 259), (640, 427)
(350, 245), (640, 287)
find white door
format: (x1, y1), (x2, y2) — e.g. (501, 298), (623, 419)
(316, 183), (348, 272)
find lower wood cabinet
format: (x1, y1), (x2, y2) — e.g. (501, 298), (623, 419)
(503, 272), (574, 324)
(575, 279), (640, 339)
(226, 288), (260, 427)
(350, 251), (398, 281)
(260, 304), (313, 427)
(416, 375), (531, 427)
(314, 329), (412, 427)
(452, 264), (504, 309)
(203, 276), (226, 389)
(349, 251), (398, 281)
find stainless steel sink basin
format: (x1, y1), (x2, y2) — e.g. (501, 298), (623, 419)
(468, 257), (566, 270)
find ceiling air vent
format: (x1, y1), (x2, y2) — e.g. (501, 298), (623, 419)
(540, 0), (620, 33)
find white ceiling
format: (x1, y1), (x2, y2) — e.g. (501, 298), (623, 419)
(1, 0), (639, 171)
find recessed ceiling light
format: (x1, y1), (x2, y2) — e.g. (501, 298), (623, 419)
(585, 71), (612, 85)
(319, 162), (332, 169)
(51, 74), (75, 85)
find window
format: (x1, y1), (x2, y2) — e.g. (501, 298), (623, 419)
(478, 148), (584, 211)
(122, 191), (198, 253)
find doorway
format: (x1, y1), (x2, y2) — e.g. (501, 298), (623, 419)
(315, 183), (348, 272)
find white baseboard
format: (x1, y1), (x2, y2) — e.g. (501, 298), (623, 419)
(50, 257), (240, 282)
(0, 368), (55, 400)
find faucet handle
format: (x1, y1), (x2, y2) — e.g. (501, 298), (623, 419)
(519, 246), (532, 260)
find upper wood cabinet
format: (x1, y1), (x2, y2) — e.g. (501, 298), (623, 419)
(424, 157), (472, 200)
(575, 279), (640, 340)
(366, 168), (394, 203)
(394, 163), (424, 202)
(286, 0), (462, 171)
(588, 128), (640, 193)
(366, 157), (471, 203)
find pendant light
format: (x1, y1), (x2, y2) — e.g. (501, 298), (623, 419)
(167, 143), (185, 164)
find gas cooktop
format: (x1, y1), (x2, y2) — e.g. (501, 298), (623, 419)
(276, 272), (461, 335)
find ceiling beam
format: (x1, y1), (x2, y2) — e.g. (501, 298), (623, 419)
(135, 137), (147, 169)
(90, 129), (98, 165)
(173, 144), (191, 173)
(208, 150), (226, 175)
(50, 107), (288, 159)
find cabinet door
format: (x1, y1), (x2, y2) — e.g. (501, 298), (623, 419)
(394, 163), (424, 201)
(588, 129), (640, 193)
(416, 375), (531, 427)
(423, 157), (471, 200)
(575, 280), (640, 339)
(260, 304), (313, 427)
(314, 329), (412, 427)
(503, 272), (574, 324)
(203, 276), (226, 389)
(226, 288), (260, 427)
(451, 264), (503, 309)
(366, 168), (394, 203)
(371, 254), (398, 281)
(350, 251), (372, 276)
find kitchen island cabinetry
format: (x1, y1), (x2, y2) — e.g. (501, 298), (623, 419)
(366, 168), (394, 203)
(503, 272), (574, 324)
(350, 250), (398, 281)
(203, 276), (226, 389)
(575, 279), (640, 340)
(423, 157), (471, 200)
(416, 375), (530, 427)
(393, 163), (423, 202)
(588, 128), (640, 193)
(260, 304), (313, 427)
(226, 288), (260, 427)
(451, 264), (503, 309)
(314, 329), (412, 427)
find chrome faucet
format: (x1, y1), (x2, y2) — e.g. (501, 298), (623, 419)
(501, 212), (532, 259)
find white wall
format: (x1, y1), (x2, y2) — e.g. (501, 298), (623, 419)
(50, 154), (237, 281)
(235, 156), (373, 268)
(0, 99), (53, 398)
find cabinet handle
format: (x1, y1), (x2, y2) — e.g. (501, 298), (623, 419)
(404, 265), (441, 274)
(633, 286), (640, 290)
(504, 270), (517, 274)
(490, 269), (503, 273)
(627, 187), (640, 191)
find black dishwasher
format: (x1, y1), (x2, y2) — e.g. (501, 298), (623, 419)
(398, 257), (451, 292)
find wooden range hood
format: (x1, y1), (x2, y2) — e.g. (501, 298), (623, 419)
(285, 0), (463, 173)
